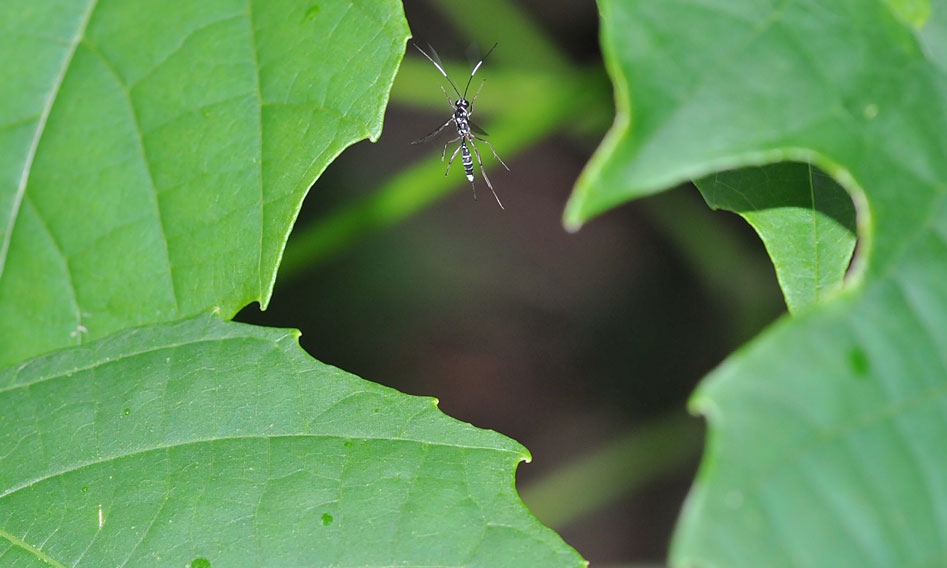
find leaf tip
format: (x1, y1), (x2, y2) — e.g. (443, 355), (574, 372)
(562, 211), (584, 233)
(687, 390), (717, 421)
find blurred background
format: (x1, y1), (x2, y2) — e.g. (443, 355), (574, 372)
(239, 0), (787, 565)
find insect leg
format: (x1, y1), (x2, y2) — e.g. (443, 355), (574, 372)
(469, 139), (503, 209)
(469, 79), (485, 110)
(440, 85), (454, 109)
(474, 136), (510, 171)
(412, 118), (453, 145)
(445, 143), (462, 177)
(442, 136), (461, 160)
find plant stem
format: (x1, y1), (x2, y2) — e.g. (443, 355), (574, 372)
(518, 411), (704, 530)
(277, 67), (610, 280)
(425, 0), (572, 72)
(641, 190), (784, 342)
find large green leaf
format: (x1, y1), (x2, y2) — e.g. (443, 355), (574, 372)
(0, 0), (407, 367)
(694, 163), (857, 313)
(0, 314), (584, 567)
(569, 0), (947, 565)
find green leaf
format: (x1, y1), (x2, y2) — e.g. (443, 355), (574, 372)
(694, 163), (857, 313)
(0, 0), (408, 367)
(0, 314), (584, 567)
(569, 0), (947, 565)
(885, 0), (931, 28)
(1, 4), (584, 565)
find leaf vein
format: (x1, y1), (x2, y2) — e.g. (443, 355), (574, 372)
(116, 454), (171, 568)
(0, 434), (520, 503)
(0, 0), (98, 282)
(0, 527), (67, 568)
(22, 195), (83, 340)
(246, 0), (265, 301)
(80, 41), (181, 314)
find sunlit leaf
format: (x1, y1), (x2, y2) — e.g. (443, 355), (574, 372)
(694, 163), (857, 313)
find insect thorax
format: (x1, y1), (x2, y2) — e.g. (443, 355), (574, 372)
(412, 41), (506, 209)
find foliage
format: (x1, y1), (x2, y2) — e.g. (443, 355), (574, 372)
(569, 0), (947, 565)
(7, 0), (939, 565)
(0, 0), (405, 366)
(0, 1), (582, 566)
(695, 164), (857, 314)
(0, 315), (580, 566)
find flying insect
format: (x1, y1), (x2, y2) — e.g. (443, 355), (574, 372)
(412, 42), (509, 209)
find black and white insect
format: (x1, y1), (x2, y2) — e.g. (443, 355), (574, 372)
(412, 42), (509, 209)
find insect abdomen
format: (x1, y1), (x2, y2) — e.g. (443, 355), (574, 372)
(462, 143), (474, 181)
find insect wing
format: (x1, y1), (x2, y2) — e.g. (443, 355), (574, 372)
(412, 119), (452, 145)
(469, 120), (489, 137)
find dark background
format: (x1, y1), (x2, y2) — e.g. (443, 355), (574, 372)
(239, 1), (786, 564)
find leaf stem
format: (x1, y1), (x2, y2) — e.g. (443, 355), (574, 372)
(426, 0), (572, 72)
(518, 411), (704, 530)
(277, 67), (610, 280)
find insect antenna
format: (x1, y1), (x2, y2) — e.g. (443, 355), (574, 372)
(414, 42), (462, 99)
(463, 42), (497, 99)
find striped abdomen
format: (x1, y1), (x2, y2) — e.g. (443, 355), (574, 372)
(461, 142), (474, 182)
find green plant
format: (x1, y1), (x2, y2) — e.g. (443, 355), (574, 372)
(3, 0), (944, 567)
(568, 0), (947, 565)
(0, 1), (580, 565)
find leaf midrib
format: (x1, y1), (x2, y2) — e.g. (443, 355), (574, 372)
(807, 163), (822, 300)
(246, 0), (265, 303)
(0, 0), (99, 281)
(0, 432), (521, 502)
